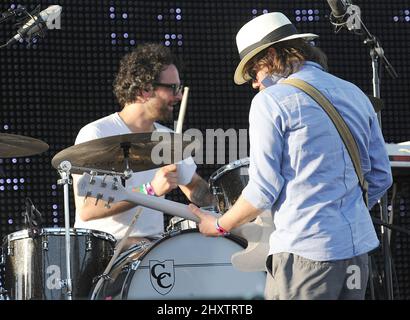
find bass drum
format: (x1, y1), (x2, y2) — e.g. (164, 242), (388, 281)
(92, 229), (266, 299)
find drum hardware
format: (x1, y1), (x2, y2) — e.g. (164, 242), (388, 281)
(166, 217), (196, 232)
(210, 185), (226, 212)
(90, 208), (142, 300)
(22, 198), (43, 238)
(0, 249), (8, 301)
(42, 235), (48, 250)
(5, 242), (13, 257)
(130, 260), (141, 271)
(2, 228), (116, 300)
(211, 185), (223, 197)
(56, 160), (74, 300)
(0, 287), (10, 300)
(50, 132), (195, 299)
(86, 234), (92, 251)
(92, 273), (113, 284)
(51, 133), (174, 300)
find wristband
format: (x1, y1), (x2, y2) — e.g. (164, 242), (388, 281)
(215, 218), (230, 236)
(138, 184), (147, 194)
(145, 182), (156, 196)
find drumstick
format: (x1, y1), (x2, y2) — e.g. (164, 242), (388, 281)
(176, 86), (189, 134)
(90, 207), (142, 299)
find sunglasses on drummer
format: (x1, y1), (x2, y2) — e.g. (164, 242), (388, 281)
(153, 82), (183, 96)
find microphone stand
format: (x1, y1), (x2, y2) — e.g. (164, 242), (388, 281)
(329, 3), (398, 299)
(359, 14), (398, 300)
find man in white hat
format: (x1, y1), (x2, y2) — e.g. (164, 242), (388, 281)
(190, 12), (392, 300)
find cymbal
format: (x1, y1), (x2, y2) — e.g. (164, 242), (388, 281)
(51, 132), (194, 174)
(0, 133), (49, 158)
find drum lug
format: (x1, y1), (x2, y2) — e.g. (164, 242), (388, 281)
(0, 288), (10, 300)
(86, 234), (92, 251)
(170, 229), (183, 238)
(130, 260), (141, 271)
(59, 279), (68, 289)
(92, 273), (112, 284)
(211, 185), (223, 197)
(6, 243), (14, 257)
(42, 235), (49, 250)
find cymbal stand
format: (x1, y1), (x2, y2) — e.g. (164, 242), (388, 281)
(120, 142), (133, 179)
(57, 160), (73, 300)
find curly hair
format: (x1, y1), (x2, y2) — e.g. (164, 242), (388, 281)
(113, 43), (179, 107)
(244, 39), (328, 80)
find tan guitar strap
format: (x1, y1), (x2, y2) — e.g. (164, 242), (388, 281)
(282, 78), (369, 207)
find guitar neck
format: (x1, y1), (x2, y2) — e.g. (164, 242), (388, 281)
(122, 189), (264, 242)
(125, 189), (217, 223)
(76, 172), (261, 241)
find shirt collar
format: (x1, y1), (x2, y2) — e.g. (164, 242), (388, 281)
(303, 61), (325, 71)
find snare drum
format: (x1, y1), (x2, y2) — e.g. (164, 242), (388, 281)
(209, 158), (249, 213)
(92, 229), (266, 299)
(2, 228), (116, 300)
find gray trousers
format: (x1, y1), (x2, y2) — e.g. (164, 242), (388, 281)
(265, 252), (369, 300)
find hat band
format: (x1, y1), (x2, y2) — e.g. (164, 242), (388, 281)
(239, 23), (298, 60)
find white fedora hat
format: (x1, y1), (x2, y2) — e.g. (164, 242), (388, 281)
(234, 12), (319, 85)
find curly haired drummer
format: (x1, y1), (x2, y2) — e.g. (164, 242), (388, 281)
(72, 43), (214, 250)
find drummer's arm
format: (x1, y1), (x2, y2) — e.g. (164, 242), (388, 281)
(72, 174), (137, 221)
(179, 173), (215, 207)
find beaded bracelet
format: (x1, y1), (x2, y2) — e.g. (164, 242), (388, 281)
(144, 182), (156, 196)
(215, 218), (230, 236)
(135, 182), (155, 196)
(138, 184), (147, 194)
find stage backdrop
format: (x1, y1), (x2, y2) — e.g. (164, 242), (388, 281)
(1, 0), (409, 299)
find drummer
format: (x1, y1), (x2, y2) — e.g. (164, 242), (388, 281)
(72, 43), (214, 250)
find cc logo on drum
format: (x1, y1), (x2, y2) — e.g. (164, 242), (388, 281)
(149, 260), (175, 295)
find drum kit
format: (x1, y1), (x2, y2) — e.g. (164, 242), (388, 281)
(0, 132), (268, 300)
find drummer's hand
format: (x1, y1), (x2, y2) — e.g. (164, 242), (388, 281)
(151, 164), (178, 196)
(189, 204), (220, 237)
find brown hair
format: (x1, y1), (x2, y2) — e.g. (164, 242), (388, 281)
(244, 39), (328, 79)
(113, 43), (179, 108)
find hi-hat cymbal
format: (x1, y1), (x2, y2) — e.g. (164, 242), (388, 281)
(0, 133), (49, 158)
(51, 132), (194, 174)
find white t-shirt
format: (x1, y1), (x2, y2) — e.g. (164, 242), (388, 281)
(73, 112), (196, 240)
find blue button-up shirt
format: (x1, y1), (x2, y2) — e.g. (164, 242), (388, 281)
(242, 61), (393, 261)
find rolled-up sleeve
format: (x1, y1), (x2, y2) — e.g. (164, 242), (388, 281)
(366, 113), (393, 209)
(242, 92), (286, 210)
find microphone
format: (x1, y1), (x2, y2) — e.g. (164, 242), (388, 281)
(0, 5), (27, 24)
(6, 5), (62, 46)
(326, 0), (361, 32)
(327, 0), (348, 20)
